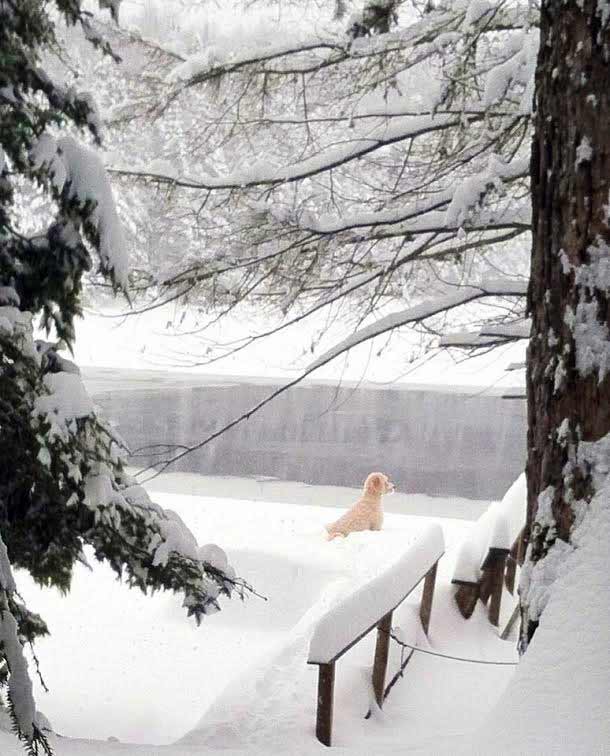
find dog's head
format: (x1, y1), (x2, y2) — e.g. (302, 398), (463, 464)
(364, 472), (395, 497)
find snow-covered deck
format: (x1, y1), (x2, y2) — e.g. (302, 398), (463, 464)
(2, 482), (519, 755)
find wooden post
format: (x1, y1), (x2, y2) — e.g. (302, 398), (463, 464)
(372, 611), (393, 709)
(505, 529), (524, 594)
(479, 563), (493, 605)
(308, 541), (446, 744)
(516, 527), (526, 566)
(505, 553), (517, 594)
(453, 582), (480, 618)
(504, 558), (516, 594)
(315, 662), (335, 747)
(419, 561), (438, 635)
(487, 552), (508, 627)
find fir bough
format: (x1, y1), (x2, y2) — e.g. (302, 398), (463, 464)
(0, 2), (249, 751)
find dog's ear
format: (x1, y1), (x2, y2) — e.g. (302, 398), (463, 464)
(366, 473), (384, 493)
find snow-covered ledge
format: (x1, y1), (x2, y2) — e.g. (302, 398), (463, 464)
(307, 523), (444, 747)
(308, 523), (444, 664)
(452, 474), (527, 625)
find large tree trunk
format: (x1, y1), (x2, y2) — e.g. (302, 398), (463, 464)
(523, 1), (610, 649)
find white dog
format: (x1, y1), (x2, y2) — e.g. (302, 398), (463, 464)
(325, 472), (395, 539)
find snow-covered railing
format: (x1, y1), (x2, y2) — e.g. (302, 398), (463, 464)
(307, 524), (444, 746)
(452, 474), (527, 626)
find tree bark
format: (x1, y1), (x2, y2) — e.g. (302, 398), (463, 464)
(523, 1), (610, 649)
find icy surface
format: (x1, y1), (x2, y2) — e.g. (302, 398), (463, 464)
(90, 368), (527, 500)
(68, 298), (527, 392)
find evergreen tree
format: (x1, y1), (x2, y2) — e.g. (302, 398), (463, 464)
(0, 3), (247, 753)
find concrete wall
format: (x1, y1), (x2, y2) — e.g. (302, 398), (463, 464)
(89, 371), (527, 500)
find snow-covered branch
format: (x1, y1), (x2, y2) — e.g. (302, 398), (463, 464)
(110, 112), (475, 189)
(440, 319), (531, 348)
(75, 0), (536, 376)
(111, 115), (529, 196)
(308, 279), (528, 370)
(0, 534), (50, 754)
(166, 2), (538, 89)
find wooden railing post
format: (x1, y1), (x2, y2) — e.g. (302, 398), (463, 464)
(516, 527), (526, 566)
(505, 527), (525, 594)
(372, 611), (393, 709)
(487, 552), (508, 627)
(308, 526), (445, 745)
(419, 561), (438, 635)
(316, 662), (335, 747)
(453, 582), (480, 618)
(504, 554), (517, 594)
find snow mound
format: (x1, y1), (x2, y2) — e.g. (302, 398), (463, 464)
(475, 478), (610, 753)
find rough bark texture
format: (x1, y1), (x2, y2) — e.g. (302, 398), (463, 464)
(524, 1), (610, 648)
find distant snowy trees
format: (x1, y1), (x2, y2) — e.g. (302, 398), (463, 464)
(520, 0), (610, 650)
(0, 3), (246, 753)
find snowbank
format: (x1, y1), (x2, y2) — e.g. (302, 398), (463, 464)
(474, 480), (610, 754)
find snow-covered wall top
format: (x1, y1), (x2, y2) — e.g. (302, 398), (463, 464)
(452, 473), (526, 583)
(307, 523), (444, 665)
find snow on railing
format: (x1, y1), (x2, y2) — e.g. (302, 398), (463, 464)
(307, 523), (444, 746)
(452, 474), (526, 626)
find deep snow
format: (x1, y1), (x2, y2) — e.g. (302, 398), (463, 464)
(2, 471), (608, 755)
(1, 477), (518, 754)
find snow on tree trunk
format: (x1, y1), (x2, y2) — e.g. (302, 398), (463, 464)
(522, 0), (610, 650)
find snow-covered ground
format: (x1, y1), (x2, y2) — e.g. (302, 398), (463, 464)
(1, 475), (520, 755)
(2, 476), (608, 756)
(135, 471), (491, 520)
